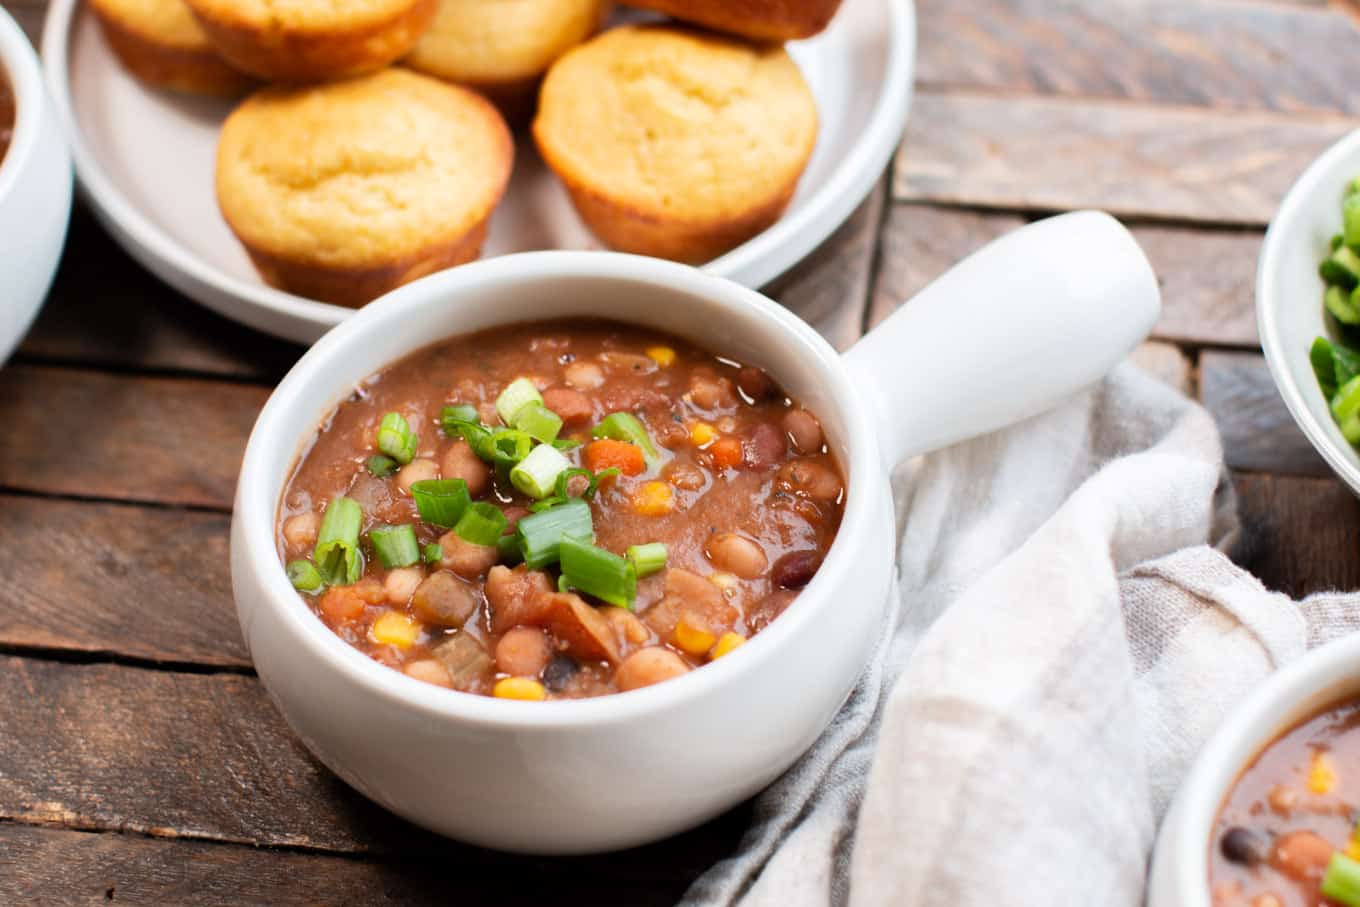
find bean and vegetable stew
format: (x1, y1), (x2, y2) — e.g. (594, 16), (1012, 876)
(0, 72), (13, 165)
(277, 321), (845, 700)
(1211, 699), (1360, 907)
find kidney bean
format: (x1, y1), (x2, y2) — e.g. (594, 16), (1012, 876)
(616, 647), (690, 691)
(737, 366), (774, 401)
(743, 423), (787, 470)
(771, 550), (822, 589)
(542, 386), (594, 426)
(784, 409), (824, 454)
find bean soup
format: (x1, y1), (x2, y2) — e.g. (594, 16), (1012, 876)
(278, 321), (845, 700)
(0, 71), (13, 165)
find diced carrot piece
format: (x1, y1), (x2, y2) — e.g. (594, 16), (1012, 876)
(584, 439), (646, 476)
(319, 586), (366, 623)
(710, 438), (743, 469)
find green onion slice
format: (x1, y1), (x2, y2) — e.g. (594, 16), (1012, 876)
(556, 466), (619, 502)
(510, 443), (571, 499)
(314, 496), (363, 586)
(486, 428), (534, 465)
(497, 533), (523, 566)
(377, 412), (419, 465)
(592, 412), (660, 464)
(626, 543), (668, 578)
(1323, 853), (1360, 907)
(287, 559), (325, 593)
(366, 455), (397, 478)
(410, 478), (470, 528)
(496, 378), (544, 426)
(559, 537), (637, 609)
(515, 498), (593, 569)
(423, 543), (443, 565)
(454, 502), (507, 547)
(440, 404), (480, 434)
(551, 439), (582, 451)
(1345, 194), (1360, 249)
(528, 496), (565, 512)
(369, 524), (420, 569)
(514, 401), (564, 444)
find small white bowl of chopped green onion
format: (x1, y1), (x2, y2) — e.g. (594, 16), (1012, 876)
(1259, 129), (1360, 496)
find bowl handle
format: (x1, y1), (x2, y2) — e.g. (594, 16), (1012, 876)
(842, 210), (1161, 469)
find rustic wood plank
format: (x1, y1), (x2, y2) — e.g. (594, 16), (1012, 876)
(19, 207), (301, 381)
(0, 494), (247, 667)
(0, 366), (266, 509)
(0, 824), (696, 906)
(0, 655), (748, 873)
(869, 204), (1263, 348)
(895, 92), (1356, 226)
(917, 0), (1360, 116)
(1129, 341), (1194, 396)
(1200, 351), (1329, 477)
(1232, 472), (1360, 597)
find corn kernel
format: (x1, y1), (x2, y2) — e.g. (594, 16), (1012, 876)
(370, 611), (421, 648)
(493, 677), (547, 701)
(1308, 750), (1337, 794)
(689, 422), (717, 447)
(711, 632), (747, 660)
(646, 346), (676, 367)
(673, 618), (717, 656)
(633, 481), (675, 516)
(1347, 839), (1360, 862)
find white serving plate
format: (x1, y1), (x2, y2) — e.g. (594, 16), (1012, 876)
(41, 0), (915, 345)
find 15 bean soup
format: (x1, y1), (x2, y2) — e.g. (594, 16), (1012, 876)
(0, 72), (13, 164)
(277, 321), (845, 701)
(1211, 699), (1360, 907)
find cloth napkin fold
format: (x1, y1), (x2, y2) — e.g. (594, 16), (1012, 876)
(680, 361), (1360, 907)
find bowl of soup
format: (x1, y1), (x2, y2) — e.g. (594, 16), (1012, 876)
(232, 212), (1159, 853)
(1150, 634), (1360, 907)
(0, 7), (72, 365)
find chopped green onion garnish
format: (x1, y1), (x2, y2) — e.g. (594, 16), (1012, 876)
(592, 412), (660, 464)
(551, 439), (581, 451)
(454, 502), (507, 547)
(514, 401), (564, 443)
(377, 412), (419, 465)
(314, 496), (363, 586)
(1345, 195), (1360, 249)
(496, 378), (544, 426)
(440, 404), (480, 435)
(555, 466), (618, 502)
(497, 533), (523, 566)
(1335, 233), (1347, 252)
(559, 537), (637, 609)
(1322, 246), (1360, 290)
(510, 443), (571, 499)
(369, 524), (420, 569)
(1323, 853), (1360, 907)
(515, 498), (593, 569)
(1335, 375), (1360, 443)
(366, 455), (397, 478)
(1327, 286), (1360, 325)
(423, 543), (443, 565)
(287, 559), (325, 593)
(626, 543), (668, 578)
(486, 428), (534, 466)
(529, 496), (565, 512)
(410, 478), (470, 528)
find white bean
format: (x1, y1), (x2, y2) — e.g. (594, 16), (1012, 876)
(396, 458), (439, 493)
(282, 512), (320, 548)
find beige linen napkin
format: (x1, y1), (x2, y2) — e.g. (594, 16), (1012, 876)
(681, 362), (1360, 906)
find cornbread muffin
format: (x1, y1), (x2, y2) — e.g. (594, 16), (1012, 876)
(405, 0), (610, 123)
(533, 26), (818, 264)
(90, 0), (253, 96)
(216, 69), (513, 306)
(620, 0), (842, 41)
(183, 0), (438, 82)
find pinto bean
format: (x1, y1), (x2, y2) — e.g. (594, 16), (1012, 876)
(1271, 830), (1333, 882)
(784, 409), (824, 453)
(565, 360), (605, 390)
(777, 459), (843, 502)
(486, 565), (555, 633)
(439, 530), (500, 579)
(396, 458), (439, 493)
(411, 571), (478, 628)
(743, 423), (787, 470)
(440, 441), (491, 497)
(282, 512), (320, 549)
(542, 386), (594, 426)
(706, 534), (768, 579)
(384, 566), (424, 605)
(737, 366), (774, 401)
(495, 627), (552, 677)
(616, 647), (690, 692)
(771, 551), (821, 589)
(689, 371), (737, 410)
(667, 463), (706, 491)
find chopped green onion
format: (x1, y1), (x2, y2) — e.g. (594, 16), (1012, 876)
(510, 443), (571, 499)
(377, 412), (419, 465)
(410, 478), (470, 527)
(496, 378), (543, 426)
(497, 533), (523, 566)
(1335, 375), (1360, 444)
(369, 524), (420, 569)
(592, 412), (660, 464)
(626, 543), (668, 578)
(1327, 286), (1360, 325)
(423, 543), (443, 565)
(454, 502), (507, 547)
(529, 496), (565, 512)
(1345, 195), (1360, 249)
(1323, 853), (1360, 907)
(559, 537), (637, 609)
(1322, 246), (1360, 290)
(486, 428), (534, 466)
(1335, 233), (1347, 252)
(439, 404), (480, 435)
(514, 401), (563, 443)
(314, 496), (363, 586)
(366, 455), (397, 478)
(287, 559), (325, 593)
(555, 466), (618, 502)
(515, 498), (593, 569)
(552, 439), (582, 451)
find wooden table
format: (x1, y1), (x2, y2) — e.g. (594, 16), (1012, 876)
(5, 0), (1360, 901)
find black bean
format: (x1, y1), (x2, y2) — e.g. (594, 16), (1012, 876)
(1220, 827), (1267, 866)
(771, 550), (822, 589)
(543, 654), (579, 692)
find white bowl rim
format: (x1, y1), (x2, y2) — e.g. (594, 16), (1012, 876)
(236, 250), (884, 731)
(1168, 632), (1360, 902)
(1258, 126), (1360, 497)
(40, 0), (917, 334)
(0, 8), (45, 207)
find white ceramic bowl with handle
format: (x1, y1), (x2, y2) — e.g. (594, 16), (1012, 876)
(231, 211), (1160, 854)
(0, 6), (72, 364)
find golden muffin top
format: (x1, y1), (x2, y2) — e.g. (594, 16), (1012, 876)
(406, 0), (607, 84)
(91, 0), (212, 49)
(216, 69), (513, 270)
(534, 26), (818, 223)
(185, 0), (423, 32)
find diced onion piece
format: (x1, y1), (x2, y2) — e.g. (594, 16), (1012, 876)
(515, 498), (593, 569)
(369, 524), (420, 569)
(314, 496), (363, 586)
(410, 478), (470, 528)
(626, 543), (668, 578)
(287, 559), (325, 593)
(377, 412), (419, 465)
(496, 378), (544, 426)
(510, 443), (571, 499)
(559, 537), (637, 609)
